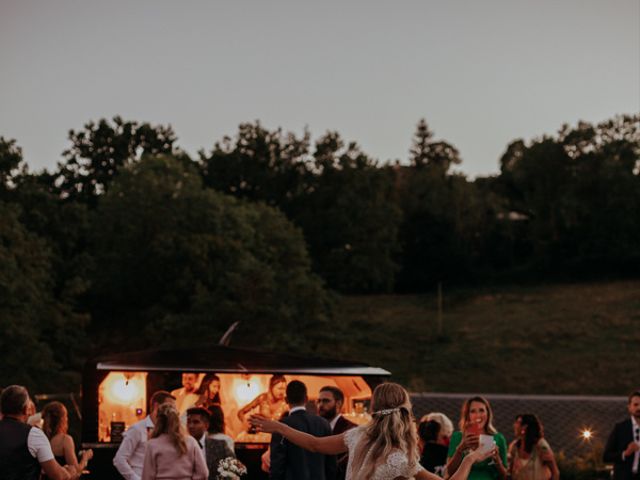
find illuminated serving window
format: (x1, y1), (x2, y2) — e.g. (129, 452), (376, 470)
(98, 371), (147, 442)
(95, 371), (372, 444)
(209, 373), (372, 443)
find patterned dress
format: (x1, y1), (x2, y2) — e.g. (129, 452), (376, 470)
(344, 426), (425, 479)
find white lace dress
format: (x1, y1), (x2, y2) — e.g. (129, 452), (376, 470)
(344, 426), (425, 480)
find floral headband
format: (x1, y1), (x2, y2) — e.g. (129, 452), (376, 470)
(373, 407), (401, 416)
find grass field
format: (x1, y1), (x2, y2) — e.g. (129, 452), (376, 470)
(314, 280), (640, 395)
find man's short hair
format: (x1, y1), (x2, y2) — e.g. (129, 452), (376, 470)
(286, 380), (307, 405)
(319, 386), (344, 404)
(186, 407), (211, 423)
(628, 391), (640, 403)
(150, 390), (175, 409)
(1, 385), (29, 415)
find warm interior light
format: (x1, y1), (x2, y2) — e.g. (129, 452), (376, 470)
(234, 375), (262, 404)
(111, 377), (139, 403)
(98, 371), (147, 442)
(581, 429), (593, 440)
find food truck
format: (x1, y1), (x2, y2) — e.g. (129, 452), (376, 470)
(81, 345), (390, 479)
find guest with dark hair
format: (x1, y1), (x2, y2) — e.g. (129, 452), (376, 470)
(142, 403), (208, 480)
(186, 407), (233, 480)
(270, 380), (336, 480)
(208, 404), (234, 452)
(419, 419), (448, 476)
(42, 402), (93, 478)
(197, 374), (222, 408)
(604, 391), (640, 480)
(509, 414), (558, 480)
(0, 385), (78, 480)
(318, 385), (357, 480)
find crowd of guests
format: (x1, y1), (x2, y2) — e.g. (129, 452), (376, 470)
(0, 385), (93, 480)
(4, 379), (640, 480)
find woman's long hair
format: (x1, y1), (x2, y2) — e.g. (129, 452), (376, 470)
(458, 396), (497, 435)
(42, 401), (68, 440)
(349, 383), (419, 480)
(197, 373), (221, 404)
(152, 403), (187, 455)
(516, 414), (543, 454)
(208, 404), (226, 435)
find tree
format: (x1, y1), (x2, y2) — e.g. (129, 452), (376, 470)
(0, 202), (85, 391)
(498, 114), (640, 274)
(89, 154), (331, 352)
(54, 116), (178, 205)
(199, 121), (311, 213)
(0, 137), (27, 199)
(292, 133), (402, 293)
(409, 118), (461, 173)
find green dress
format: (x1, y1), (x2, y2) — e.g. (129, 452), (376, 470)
(447, 431), (508, 480)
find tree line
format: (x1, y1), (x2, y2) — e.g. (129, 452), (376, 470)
(1, 114), (638, 392)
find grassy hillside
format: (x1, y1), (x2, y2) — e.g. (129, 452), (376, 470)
(315, 280), (640, 394)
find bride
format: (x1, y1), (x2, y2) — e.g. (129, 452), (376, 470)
(250, 382), (493, 480)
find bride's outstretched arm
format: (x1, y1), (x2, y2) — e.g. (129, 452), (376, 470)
(416, 447), (495, 480)
(249, 414), (348, 455)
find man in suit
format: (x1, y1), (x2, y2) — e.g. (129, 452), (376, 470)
(187, 407), (234, 480)
(270, 380), (337, 480)
(604, 390), (640, 480)
(318, 386), (357, 480)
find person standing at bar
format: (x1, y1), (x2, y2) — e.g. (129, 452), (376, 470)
(113, 390), (175, 480)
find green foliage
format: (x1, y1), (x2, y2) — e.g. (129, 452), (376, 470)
(55, 116), (178, 205)
(499, 114), (640, 274)
(557, 442), (608, 480)
(201, 124), (403, 294)
(89, 154), (331, 352)
(199, 121), (311, 211)
(0, 137), (26, 193)
(410, 118), (461, 173)
(0, 202), (86, 391)
(292, 133), (402, 293)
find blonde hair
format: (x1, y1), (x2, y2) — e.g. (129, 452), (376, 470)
(42, 401), (68, 439)
(458, 396), (497, 435)
(349, 383), (419, 480)
(152, 403), (187, 455)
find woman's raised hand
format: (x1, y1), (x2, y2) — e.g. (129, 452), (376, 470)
(468, 445), (497, 464)
(460, 431), (480, 450)
(249, 414), (280, 434)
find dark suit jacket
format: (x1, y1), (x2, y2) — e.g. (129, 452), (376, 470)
(270, 409), (337, 480)
(604, 418), (638, 480)
(204, 437), (234, 480)
(332, 416), (357, 480)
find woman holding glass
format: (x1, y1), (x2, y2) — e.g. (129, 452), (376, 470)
(446, 396), (508, 480)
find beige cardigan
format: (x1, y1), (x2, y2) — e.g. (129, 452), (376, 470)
(142, 434), (209, 480)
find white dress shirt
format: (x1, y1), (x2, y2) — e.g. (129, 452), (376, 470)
(113, 416), (154, 480)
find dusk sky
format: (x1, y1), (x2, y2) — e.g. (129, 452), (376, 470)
(1, 0), (638, 177)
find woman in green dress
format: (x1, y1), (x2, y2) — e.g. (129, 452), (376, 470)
(446, 396), (508, 480)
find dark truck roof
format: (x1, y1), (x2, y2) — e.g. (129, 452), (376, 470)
(91, 344), (391, 376)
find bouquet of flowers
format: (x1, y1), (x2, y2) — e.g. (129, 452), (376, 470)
(217, 457), (247, 479)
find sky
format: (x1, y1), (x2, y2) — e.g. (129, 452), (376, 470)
(1, 0), (638, 178)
